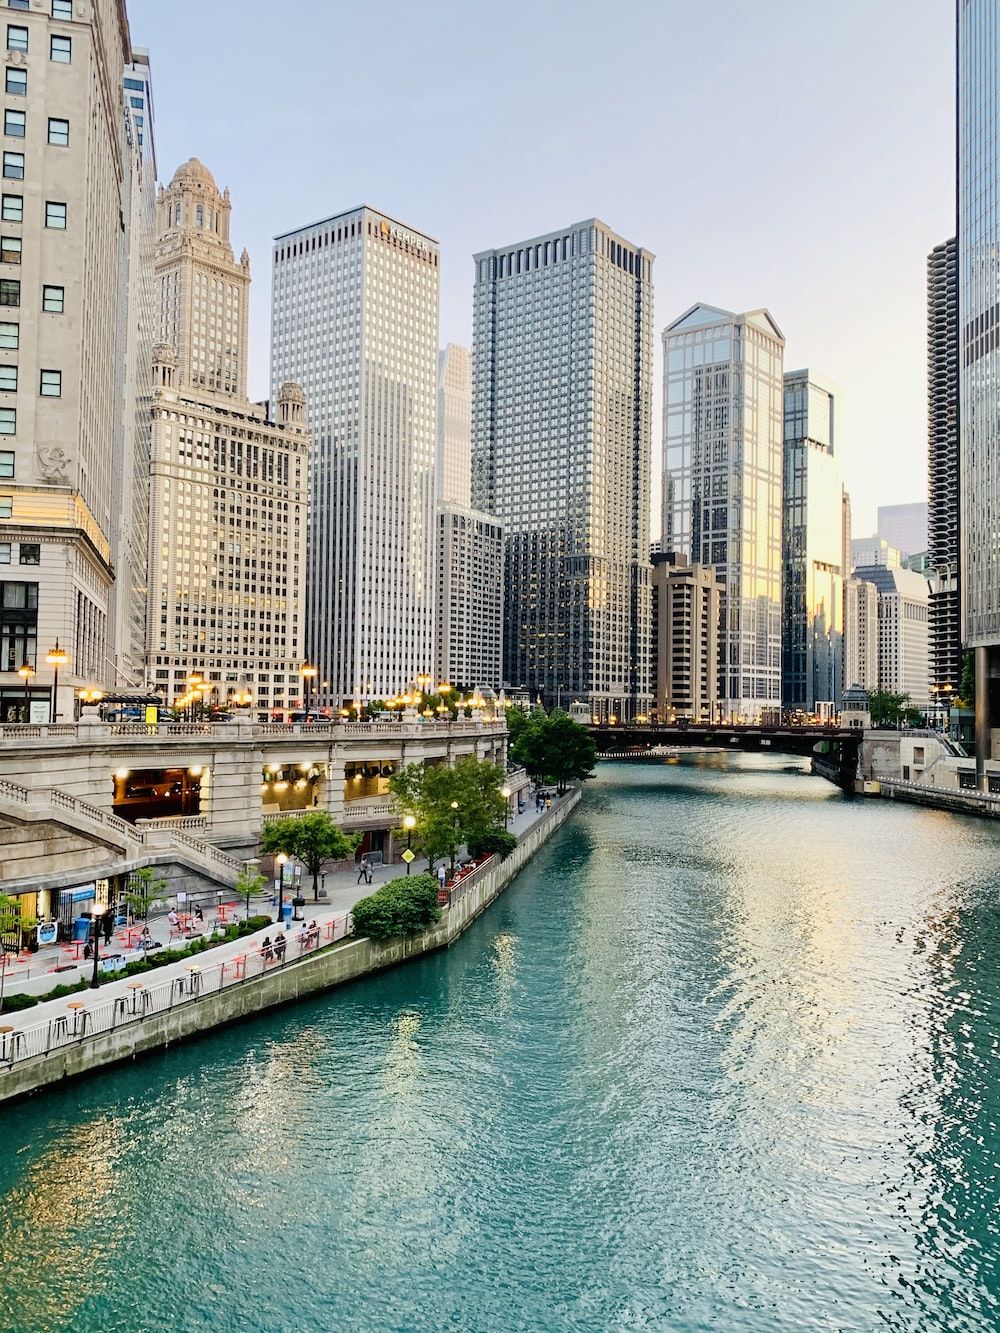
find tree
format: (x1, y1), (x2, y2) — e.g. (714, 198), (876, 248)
(390, 756), (509, 874)
(125, 866), (168, 920)
(261, 812), (360, 901)
(955, 651), (976, 709)
(868, 691), (923, 729)
(235, 864), (268, 921)
(511, 710), (596, 794)
(350, 873), (442, 942)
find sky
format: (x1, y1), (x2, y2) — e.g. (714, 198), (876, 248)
(131, 0), (954, 539)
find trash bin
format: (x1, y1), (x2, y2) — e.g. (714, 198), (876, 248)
(281, 901), (293, 926)
(73, 916), (92, 942)
(291, 895), (305, 922)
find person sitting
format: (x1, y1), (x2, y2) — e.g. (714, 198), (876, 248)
(193, 904), (204, 924)
(139, 925), (152, 951)
(261, 935), (273, 962)
(274, 931), (287, 962)
(308, 919), (320, 946)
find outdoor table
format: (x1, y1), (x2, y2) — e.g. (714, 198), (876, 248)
(62, 940), (84, 961)
(216, 904), (230, 923)
(222, 955), (245, 981)
(126, 981), (148, 1015)
(186, 966), (201, 996)
(121, 926), (143, 948)
(66, 1000), (88, 1035)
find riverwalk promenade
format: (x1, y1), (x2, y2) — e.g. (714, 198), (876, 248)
(0, 791), (580, 1102)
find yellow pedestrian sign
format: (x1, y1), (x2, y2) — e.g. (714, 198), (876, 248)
(401, 848), (416, 864)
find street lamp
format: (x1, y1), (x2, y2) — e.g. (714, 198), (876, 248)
(17, 660), (34, 721)
(186, 673), (203, 722)
(89, 903), (107, 990)
(501, 785), (512, 829)
(231, 679), (253, 711)
(449, 800), (460, 877)
(45, 641), (68, 722)
(403, 814), (416, 875)
(274, 853), (287, 922)
(300, 662), (318, 722)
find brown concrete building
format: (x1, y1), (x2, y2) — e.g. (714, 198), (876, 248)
(651, 552), (721, 722)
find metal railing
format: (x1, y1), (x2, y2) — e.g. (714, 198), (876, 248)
(0, 718), (504, 744)
(879, 777), (1000, 805)
(0, 912), (355, 1070)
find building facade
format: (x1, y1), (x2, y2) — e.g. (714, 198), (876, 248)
(851, 535), (901, 570)
(0, 1), (149, 723)
(663, 305), (784, 719)
(843, 577), (878, 693)
(271, 207), (439, 705)
(651, 551), (721, 722)
(926, 248), (961, 708)
(855, 564), (929, 707)
(437, 343), (471, 508)
(958, 0), (1000, 770)
(435, 503), (503, 691)
(147, 161), (309, 717)
(781, 369), (845, 712)
(472, 220), (653, 720)
(876, 502), (927, 560)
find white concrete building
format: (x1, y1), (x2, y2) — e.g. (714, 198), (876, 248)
(147, 161), (310, 718)
(851, 535), (902, 570)
(472, 219), (653, 719)
(271, 207), (439, 706)
(0, 1), (150, 723)
(844, 576), (878, 693)
(437, 343), (471, 508)
(435, 503), (503, 692)
(663, 305), (785, 719)
(855, 564), (930, 707)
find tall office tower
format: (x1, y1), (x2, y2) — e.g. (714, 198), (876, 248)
(272, 208), (438, 705)
(147, 161), (309, 717)
(0, 2), (148, 723)
(437, 343), (471, 507)
(651, 550), (721, 722)
(927, 238), (961, 705)
(435, 504), (503, 691)
(851, 535), (902, 570)
(663, 305), (784, 719)
(110, 48), (157, 689)
(855, 564), (930, 707)
(959, 1), (1000, 774)
(473, 220), (653, 721)
(877, 502), (928, 560)
(781, 369), (845, 712)
(844, 577), (878, 693)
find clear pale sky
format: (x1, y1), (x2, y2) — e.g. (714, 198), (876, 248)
(132, 0), (954, 538)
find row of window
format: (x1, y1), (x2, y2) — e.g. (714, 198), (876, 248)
(8, 0), (72, 15)
(1, 194), (65, 228)
(4, 108), (69, 147)
(0, 281), (64, 311)
(0, 368), (61, 396)
(6, 26), (71, 62)
(0, 539), (38, 564)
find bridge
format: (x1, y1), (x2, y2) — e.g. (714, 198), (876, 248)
(589, 722), (861, 785)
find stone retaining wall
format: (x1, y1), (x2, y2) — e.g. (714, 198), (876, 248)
(0, 789), (581, 1105)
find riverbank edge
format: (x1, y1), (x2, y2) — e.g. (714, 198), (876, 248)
(0, 789), (581, 1106)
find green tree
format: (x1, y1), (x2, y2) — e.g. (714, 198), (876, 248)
(390, 756), (508, 874)
(235, 864), (268, 921)
(350, 873), (442, 942)
(955, 651), (976, 709)
(868, 691), (924, 729)
(125, 866), (168, 920)
(511, 710), (596, 794)
(261, 812), (360, 901)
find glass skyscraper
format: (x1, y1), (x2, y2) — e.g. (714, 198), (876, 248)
(271, 208), (439, 705)
(472, 219), (653, 720)
(781, 369), (845, 712)
(662, 305), (784, 719)
(958, 0), (1000, 772)
(927, 237), (961, 705)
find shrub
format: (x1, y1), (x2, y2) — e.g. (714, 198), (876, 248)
(236, 914), (273, 937)
(124, 959), (153, 976)
(1, 992), (38, 1012)
(466, 828), (517, 860)
(351, 873), (442, 943)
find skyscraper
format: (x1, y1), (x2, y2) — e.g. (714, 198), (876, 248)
(472, 220), (653, 720)
(663, 305), (784, 719)
(927, 237), (961, 705)
(781, 369), (845, 712)
(271, 208), (439, 705)
(876, 502), (928, 560)
(958, 0), (1000, 776)
(854, 564), (930, 708)
(844, 576), (878, 694)
(435, 504), (503, 691)
(651, 551), (721, 722)
(437, 343), (471, 508)
(0, 1), (150, 722)
(147, 161), (309, 716)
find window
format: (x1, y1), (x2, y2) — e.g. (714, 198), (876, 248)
(6, 24), (26, 51)
(0, 366), (16, 392)
(2, 194), (20, 222)
(7, 1), (29, 10)
(0, 322), (18, 348)
(0, 579), (37, 671)
(44, 201), (65, 229)
(0, 496), (10, 518)
(0, 543), (9, 564)
(47, 118), (68, 146)
(129, 96), (142, 109)
(0, 236), (19, 264)
(5, 67), (24, 96)
(49, 34), (70, 62)
(42, 284), (62, 312)
(124, 77), (143, 91)
(2, 151), (23, 179)
(0, 277), (18, 305)
(0, 451), (11, 478)
(18, 543), (38, 565)
(39, 368), (59, 396)
(51, 0), (72, 15)
(3, 109), (23, 139)
(0, 407), (14, 433)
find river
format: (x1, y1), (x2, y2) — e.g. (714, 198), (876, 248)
(2, 754), (1000, 1332)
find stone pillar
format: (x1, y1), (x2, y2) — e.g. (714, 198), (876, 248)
(975, 645), (1000, 790)
(321, 755), (347, 825)
(206, 745), (261, 846)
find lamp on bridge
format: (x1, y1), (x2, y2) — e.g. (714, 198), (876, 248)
(45, 641), (68, 722)
(300, 662), (318, 722)
(17, 659), (35, 721)
(231, 679), (253, 713)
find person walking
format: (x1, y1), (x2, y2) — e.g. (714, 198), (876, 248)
(356, 856), (369, 885)
(102, 911), (113, 946)
(365, 859), (373, 885)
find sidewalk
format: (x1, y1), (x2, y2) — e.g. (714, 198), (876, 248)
(0, 790), (559, 1032)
